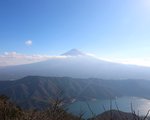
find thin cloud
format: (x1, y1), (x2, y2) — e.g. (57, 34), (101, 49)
(86, 53), (150, 67)
(111, 58), (150, 67)
(0, 52), (67, 67)
(0, 52), (150, 67)
(25, 40), (32, 46)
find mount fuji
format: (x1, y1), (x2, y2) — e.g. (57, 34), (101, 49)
(0, 49), (150, 80)
(61, 49), (86, 56)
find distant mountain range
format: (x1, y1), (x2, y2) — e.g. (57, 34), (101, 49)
(1, 49), (150, 80)
(0, 76), (150, 109)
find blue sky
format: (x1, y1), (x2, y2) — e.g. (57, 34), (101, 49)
(0, 0), (150, 66)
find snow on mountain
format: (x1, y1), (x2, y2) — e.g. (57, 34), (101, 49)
(61, 49), (86, 56)
(0, 49), (150, 80)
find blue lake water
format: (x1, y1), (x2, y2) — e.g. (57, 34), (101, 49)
(67, 97), (150, 119)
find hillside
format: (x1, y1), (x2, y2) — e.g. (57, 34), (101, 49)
(88, 110), (140, 120)
(0, 76), (116, 109)
(0, 76), (150, 109)
(0, 95), (82, 120)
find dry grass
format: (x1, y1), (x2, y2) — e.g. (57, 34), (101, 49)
(1, 95), (150, 120)
(0, 95), (83, 120)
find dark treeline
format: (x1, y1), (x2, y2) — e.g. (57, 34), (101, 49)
(0, 95), (82, 120)
(1, 95), (150, 120)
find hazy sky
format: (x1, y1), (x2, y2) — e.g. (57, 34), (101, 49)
(0, 0), (150, 66)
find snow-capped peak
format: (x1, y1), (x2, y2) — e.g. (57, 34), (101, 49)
(61, 49), (86, 56)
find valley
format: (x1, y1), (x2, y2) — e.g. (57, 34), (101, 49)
(0, 76), (150, 110)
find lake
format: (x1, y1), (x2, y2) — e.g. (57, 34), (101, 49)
(67, 97), (150, 119)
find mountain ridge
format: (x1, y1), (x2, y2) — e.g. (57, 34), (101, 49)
(1, 49), (150, 80)
(1, 76), (150, 109)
